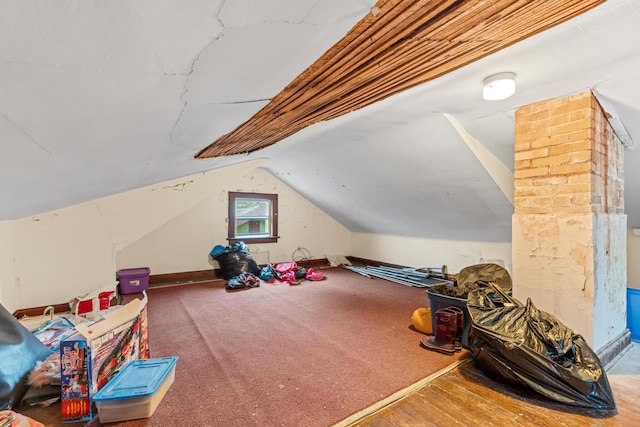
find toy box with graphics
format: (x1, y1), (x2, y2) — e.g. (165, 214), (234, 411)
(60, 293), (148, 423)
(59, 339), (90, 421)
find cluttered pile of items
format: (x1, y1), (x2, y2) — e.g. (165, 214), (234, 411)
(210, 241), (326, 289)
(1, 272), (179, 425)
(410, 262), (616, 411)
(344, 264), (451, 288)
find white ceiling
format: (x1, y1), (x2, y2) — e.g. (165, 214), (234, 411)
(2, 0), (639, 242)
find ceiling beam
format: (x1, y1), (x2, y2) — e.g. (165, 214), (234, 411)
(196, 0), (606, 159)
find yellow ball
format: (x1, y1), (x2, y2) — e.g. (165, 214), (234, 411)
(412, 307), (433, 334)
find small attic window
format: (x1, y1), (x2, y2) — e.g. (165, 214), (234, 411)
(228, 192), (278, 244)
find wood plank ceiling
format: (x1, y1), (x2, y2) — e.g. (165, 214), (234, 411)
(196, 0), (605, 159)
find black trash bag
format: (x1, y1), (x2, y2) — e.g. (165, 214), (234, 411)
(212, 242), (260, 280)
(429, 263), (512, 300)
(456, 263), (512, 292)
(231, 241), (249, 254)
(467, 282), (616, 411)
(426, 263), (513, 349)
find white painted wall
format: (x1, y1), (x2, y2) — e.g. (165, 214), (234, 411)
(592, 214), (627, 351)
(351, 233), (512, 275)
(3, 156), (638, 331)
(116, 168), (353, 275)
(0, 221), (16, 311)
(512, 212), (628, 351)
(0, 160), (352, 312)
(4, 159), (256, 310)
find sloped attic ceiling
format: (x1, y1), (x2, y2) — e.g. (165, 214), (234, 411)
(196, 0), (604, 157)
(2, 0), (640, 243)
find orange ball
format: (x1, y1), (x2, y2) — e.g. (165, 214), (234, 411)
(411, 307), (433, 334)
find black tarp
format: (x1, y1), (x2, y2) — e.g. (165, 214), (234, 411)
(467, 282), (616, 411)
(1, 303), (53, 410)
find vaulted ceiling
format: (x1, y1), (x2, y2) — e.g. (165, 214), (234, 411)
(2, 0), (640, 242)
(197, 0), (604, 158)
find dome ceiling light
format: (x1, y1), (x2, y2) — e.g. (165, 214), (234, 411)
(483, 72), (516, 101)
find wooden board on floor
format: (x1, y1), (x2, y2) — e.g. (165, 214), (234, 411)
(344, 358), (638, 427)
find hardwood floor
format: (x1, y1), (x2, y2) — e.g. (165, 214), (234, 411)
(337, 356), (639, 427)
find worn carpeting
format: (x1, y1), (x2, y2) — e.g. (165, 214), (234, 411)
(20, 267), (466, 426)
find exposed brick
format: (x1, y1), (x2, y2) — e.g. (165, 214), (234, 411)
(562, 205), (595, 214)
(531, 133), (570, 149)
(549, 102), (577, 117)
(548, 113), (572, 127)
(570, 193), (593, 206)
(568, 129), (593, 142)
(514, 141), (532, 152)
(515, 104), (534, 118)
(528, 109), (552, 123)
(549, 163), (592, 176)
(515, 147), (550, 161)
(514, 187), (540, 198)
(514, 178), (532, 187)
(515, 122), (532, 134)
(531, 153), (571, 168)
(551, 118), (593, 136)
(515, 195), (553, 209)
(613, 198), (625, 209)
(568, 151), (592, 164)
(568, 173), (592, 184)
(551, 183), (592, 195)
(513, 91), (623, 218)
(514, 167), (549, 179)
(532, 175), (568, 186)
(518, 128), (551, 143)
(552, 195), (574, 207)
(591, 175), (604, 193)
(549, 140), (593, 156)
(569, 108), (594, 123)
(524, 97), (559, 114)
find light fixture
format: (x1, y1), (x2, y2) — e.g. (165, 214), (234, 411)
(482, 72), (516, 101)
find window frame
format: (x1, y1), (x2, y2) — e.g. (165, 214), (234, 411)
(228, 191), (279, 244)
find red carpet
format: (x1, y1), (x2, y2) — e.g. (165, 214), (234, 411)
(21, 267), (464, 426)
(143, 267), (462, 426)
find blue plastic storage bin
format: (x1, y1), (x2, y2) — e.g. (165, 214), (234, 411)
(92, 356), (178, 423)
(628, 288), (640, 343)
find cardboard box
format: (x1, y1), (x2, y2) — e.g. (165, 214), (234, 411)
(92, 357), (178, 423)
(32, 316), (76, 352)
(70, 282), (118, 320)
(60, 293), (148, 423)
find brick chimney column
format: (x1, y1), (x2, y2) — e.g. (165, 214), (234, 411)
(512, 91), (626, 351)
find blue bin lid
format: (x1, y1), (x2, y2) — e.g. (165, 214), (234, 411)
(93, 356), (178, 401)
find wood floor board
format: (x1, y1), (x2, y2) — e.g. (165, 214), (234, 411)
(410, 384), (502, 427)
(426, 381), (524, 426)
(361, 404), (436, 427)
(435, 367), (546, 426)
(356, 386), (460, 427)
(346, 358), (635, 427)
(459, 364), (620, 426)
(605, 375), (640, 418)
